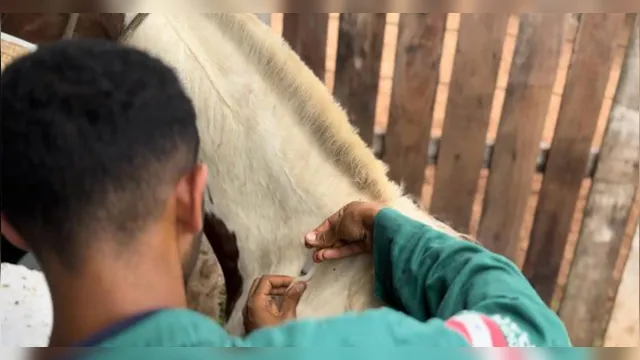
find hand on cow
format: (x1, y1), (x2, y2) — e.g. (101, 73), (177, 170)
(243, 275), (307, 334)
(304, 201), (382, 262)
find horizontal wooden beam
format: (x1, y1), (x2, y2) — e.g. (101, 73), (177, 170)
(373, 134), (600, 178)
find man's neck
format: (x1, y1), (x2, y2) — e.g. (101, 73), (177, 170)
(46, 254), (187, 347)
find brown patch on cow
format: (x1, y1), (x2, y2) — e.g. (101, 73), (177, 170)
(203, 212), (243, 321)
(1, 13), (125, 44)
(185, 239), (226, 323)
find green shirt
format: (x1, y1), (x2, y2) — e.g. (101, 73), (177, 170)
(86, 208), (572, 350)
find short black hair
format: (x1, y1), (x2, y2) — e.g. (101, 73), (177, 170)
(1, 39), (200, 268)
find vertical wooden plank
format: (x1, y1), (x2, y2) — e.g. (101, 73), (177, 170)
(383, 13), (447, 198)
(522, 13), (627, 305)
(477, 14), (565, 259)
(558, 16), (639, 346)
(332, 13), (386, 146)
(282, 13), (328, 80)
(429, 14), (509, 232)
(603, 224), (640, 347)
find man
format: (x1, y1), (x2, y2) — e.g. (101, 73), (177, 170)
(2, 39), (212, 347)
(2, 40), (571, 353)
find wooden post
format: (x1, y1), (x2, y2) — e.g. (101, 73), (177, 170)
(603, 224), (640, 347)
(332, 13), (386, 146)
(282, 13), (328, 80)
(255, 13), (271, 26)
(383, 13), (447, 199)
(558, 15), (639, 346)
(477, 14), (564, 259)
(63, 13), (79, 39)
(522, 13), (627, 305)
(429, 14), (508, 233)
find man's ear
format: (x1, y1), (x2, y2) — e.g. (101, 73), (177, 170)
(1, 213), (30, 250)
(191, 162), (208, 231)
(175, 163), (209, 234)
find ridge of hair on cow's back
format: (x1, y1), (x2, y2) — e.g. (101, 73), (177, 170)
(211, 13), (396, 203)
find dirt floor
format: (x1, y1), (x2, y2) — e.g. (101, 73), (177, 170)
(272, 13), (639, 345)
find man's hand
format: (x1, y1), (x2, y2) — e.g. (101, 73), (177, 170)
(304, 201), (382, 262)
(243, 275), (307, 333)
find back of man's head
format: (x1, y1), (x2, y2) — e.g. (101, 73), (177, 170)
(1, 39), (200, 269)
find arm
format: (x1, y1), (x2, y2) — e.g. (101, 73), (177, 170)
(239, 203), (571, 347)
(371, 208), (571, 347)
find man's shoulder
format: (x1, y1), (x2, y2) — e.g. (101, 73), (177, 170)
(97, 308), (231, 347)
(80, 348), (229, 360)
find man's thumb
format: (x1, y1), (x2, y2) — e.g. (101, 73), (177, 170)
(281, 282), (307, 318)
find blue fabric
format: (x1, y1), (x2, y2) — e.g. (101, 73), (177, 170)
(75, 310), (163, 347)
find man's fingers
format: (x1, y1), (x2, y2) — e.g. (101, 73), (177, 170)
(281, 282), (307, 318)
(268, 287), (288, 296)
(313, 242), (366, 262)
(254, 275), (294, 296)
(304, 221), (334, 248)
(304, 230), (334, 250)
(305, 209), (343, 249)
(248, 277), (260, 296)
(306, 218), (332, 241)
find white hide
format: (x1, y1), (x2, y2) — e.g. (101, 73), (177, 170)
(0, 263), (53, 346)
(121, 12), (462, 335)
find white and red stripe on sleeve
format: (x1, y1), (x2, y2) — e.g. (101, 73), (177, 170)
(445, 311), (508, 347)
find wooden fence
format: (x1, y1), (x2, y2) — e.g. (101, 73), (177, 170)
(265, 13), (640, 347)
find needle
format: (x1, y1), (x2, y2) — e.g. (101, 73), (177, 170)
(276, 251), (317, 307)
(299, 249), (316, 277)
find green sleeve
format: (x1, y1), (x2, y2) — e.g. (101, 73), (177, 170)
(371, 208), (571, 346)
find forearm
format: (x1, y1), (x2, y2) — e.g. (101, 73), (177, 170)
(371, 208), (571, 346)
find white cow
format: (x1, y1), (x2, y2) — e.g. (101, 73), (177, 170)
(120, 11), (464, 335)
